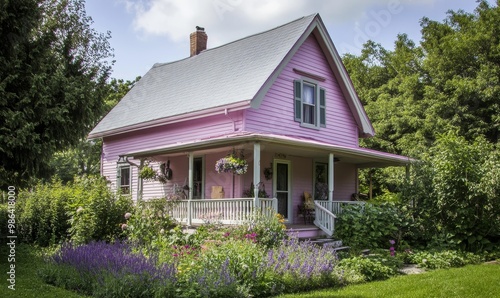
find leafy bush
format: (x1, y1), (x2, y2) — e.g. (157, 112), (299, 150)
(0, 203), (9, 240)
(17, 179), (74, 246)
(68, 177), (133, 244)
(175, 239), (262, 297)
(338, 256), (397, 281)
(401, 133), (500, 251)
(230, 211), (288, 249)
(335, 202), (407, 250)
(17, 176), (133, 246)
(403, 250), (483, 270)
(124, 197), (179, 251)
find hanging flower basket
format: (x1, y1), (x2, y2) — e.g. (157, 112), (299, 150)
(215, 154), (248, 175)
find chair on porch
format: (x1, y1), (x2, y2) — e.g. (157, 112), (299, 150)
(298, 192), (315, 224)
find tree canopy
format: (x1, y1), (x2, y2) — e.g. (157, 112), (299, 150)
(343, 0), (500, 157)
(0, 0), (114, 187)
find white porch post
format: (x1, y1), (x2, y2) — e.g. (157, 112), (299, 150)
(187, 152), (194, 226)
(253, 142), (261, 208)
(328, 153), (335, 203)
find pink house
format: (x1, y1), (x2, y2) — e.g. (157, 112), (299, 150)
(89, 14), (409, 235)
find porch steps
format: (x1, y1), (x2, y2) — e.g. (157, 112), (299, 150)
(285, 224), (326, 239)
(307, 238), (350, 252)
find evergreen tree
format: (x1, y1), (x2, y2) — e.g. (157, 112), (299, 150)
(0, 0), (114, 187)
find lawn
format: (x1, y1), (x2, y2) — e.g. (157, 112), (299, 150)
(1, 244), (498, 298)
(0, 244), (87, 298)
(278, 262), (500, 298)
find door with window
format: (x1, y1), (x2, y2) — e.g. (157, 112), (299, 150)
(193, 157), (204, 199)
(273, 160), (291, 220)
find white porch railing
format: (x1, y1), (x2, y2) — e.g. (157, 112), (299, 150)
(171, 198), (278, 225)
(313, 201), (336, 236)
(316, 200), (365, 216)
(314, 200), (366, 236)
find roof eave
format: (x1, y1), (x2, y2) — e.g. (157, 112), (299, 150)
(88, 100), (252, 140)
(125, 132), (412, 166)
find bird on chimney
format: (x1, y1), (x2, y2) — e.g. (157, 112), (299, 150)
(196, 26), (205, 31)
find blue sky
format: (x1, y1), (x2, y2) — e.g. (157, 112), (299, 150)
(85, 0), (479, 81)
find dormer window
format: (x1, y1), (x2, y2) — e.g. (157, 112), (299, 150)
(294, 79), (326, 129)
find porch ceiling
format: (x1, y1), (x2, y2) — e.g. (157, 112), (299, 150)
(125, 132), (411, 168)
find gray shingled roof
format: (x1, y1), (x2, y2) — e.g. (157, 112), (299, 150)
(89, 14), (317, 138)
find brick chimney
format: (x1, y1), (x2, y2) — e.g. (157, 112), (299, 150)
(190, 26), (207, 57)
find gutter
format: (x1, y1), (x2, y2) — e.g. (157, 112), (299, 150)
(88, 101), (251, 140)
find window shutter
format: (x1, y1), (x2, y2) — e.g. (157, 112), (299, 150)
(319, 88), (326, 127)
(294, 80), (302, 122)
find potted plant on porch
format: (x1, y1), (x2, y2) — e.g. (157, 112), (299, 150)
(215, 150), (248, 175)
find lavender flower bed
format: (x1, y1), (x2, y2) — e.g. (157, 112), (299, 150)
(43, 237), (344, 297)
(53, 241), (177, 280)
(265, 238), (341, 291)
(45, 241), (177, 297)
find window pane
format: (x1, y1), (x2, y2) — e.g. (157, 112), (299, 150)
(303, 84), (315, 104)
(276, 163), (288, 191)
(120, 167), (130, 186)
(303, 105), (315, 124)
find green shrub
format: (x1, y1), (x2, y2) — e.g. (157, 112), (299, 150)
(338, 256), (398, 281)
(124, 197), (179, 251)
(401, 133), (500, 251)
(17, 179), (74, 246)
(0, 203), (9, 240)
(67, 176), (133, 244)
(335, 202), (407, 250)
(230, 210), (288, 249)
(403, 250), (483, 270)
(17, 176), (133, 246)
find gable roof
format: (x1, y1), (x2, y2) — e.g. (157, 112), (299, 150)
(89, 14), (374, 139)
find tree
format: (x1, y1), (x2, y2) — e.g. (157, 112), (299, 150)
(344, 1), (500, 157)
(46, 77), (140, 183)
(402, 132), (500, 251)
(420, 0), (500, 144)
(0, 0), (114, 187)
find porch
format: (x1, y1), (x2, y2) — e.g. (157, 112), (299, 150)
(169, 197), (365, 236)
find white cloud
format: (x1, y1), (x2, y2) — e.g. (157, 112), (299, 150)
(122, 0), (438, 47)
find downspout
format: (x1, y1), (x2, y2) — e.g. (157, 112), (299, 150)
(224, 108), (236, 132)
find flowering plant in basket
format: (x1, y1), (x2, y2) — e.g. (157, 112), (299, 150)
(215, 154), (248, 175)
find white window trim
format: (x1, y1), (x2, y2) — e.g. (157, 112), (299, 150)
(117, 165), (132, 195)
(294, 78), (326, 130)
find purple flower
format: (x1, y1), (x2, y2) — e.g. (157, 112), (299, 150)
(389, 239), (396, 245)
(52, 241), (177, 283)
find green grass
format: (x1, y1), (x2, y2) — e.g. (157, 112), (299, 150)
(0, 243), (87, 298)
(278, 263), (500, 298)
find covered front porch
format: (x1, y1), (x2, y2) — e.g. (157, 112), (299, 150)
(124, 132), (409, 236)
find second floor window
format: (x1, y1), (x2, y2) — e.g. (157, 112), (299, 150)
(294, 79), (326, 129)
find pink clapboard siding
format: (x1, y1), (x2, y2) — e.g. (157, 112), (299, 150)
(244, 34), (359, 147)
(101, 112), (243, 198)
(334, 163), (357, 201)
